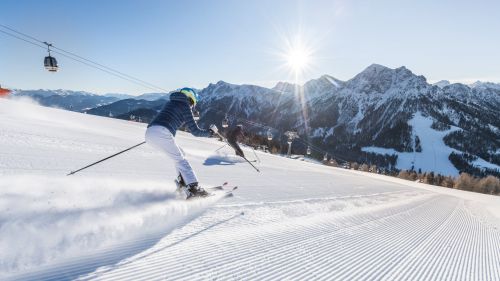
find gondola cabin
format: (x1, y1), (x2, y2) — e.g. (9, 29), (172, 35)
(267, 129), (273, 140)
(222, 116), (229, 128)
(44, 55), (58, 72)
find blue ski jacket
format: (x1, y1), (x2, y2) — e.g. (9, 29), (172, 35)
(148, 92), (211, 137)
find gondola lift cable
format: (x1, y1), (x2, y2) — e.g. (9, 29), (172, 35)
(1, 24), (351, 165)
(0, 24), (169, 93)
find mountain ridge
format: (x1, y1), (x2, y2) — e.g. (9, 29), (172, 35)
(9, 64), (500, 177)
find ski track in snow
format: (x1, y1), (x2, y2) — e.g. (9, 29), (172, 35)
(72, 194), (500, 281)
(1, 98), (500, 281)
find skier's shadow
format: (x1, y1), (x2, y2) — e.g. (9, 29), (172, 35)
(203, 155), (237, 166)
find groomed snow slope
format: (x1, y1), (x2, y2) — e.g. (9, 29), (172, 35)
(1, 98), (500, 281)
(363, 113), (461, 176)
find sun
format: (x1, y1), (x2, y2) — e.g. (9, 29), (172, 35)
(287, 47), (311, 74)
(273, 33), (317, 83)
(278, 35), (315, 79)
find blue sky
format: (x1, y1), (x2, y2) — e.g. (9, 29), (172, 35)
(1, 0), (499, 95)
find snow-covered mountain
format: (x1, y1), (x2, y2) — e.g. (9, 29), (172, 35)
(11, 89), (120, 112)
(86, 98), (166, 123)
(1, 98), (499, 280)
(470, 81), (500, 91)
(13, 65), (500, 177)
(12, 89), (97, 98)
(433, 80), (451, 88)
(10, 90), (169, 112)
(272, 75), (344, 101)
(194, 65), (500, 177)
(103, 93), (135, 100)
(134, 92), (170, 101)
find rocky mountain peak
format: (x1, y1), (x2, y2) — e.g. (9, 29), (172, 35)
(272, 81), (298, 93)
(470, 81), (500, 91)
(433, 80), (451, 88)
(345, 64), (427, 96)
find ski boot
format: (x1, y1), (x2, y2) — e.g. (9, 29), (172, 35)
(183, 182), (210, 200)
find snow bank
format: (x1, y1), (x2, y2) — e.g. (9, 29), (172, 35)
(0, 175), (221, 277)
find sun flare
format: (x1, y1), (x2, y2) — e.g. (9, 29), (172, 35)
(287, 47), (311, 73)
(278, 34), (315, 80)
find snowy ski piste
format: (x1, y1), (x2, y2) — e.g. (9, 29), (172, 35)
(1, 98), (500, 281)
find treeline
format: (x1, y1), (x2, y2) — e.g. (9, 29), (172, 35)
(396, 170), (499, 195)
(449, 152), (500, 178)
(323, 160), (499, 195)
(219, 128), (500, 196)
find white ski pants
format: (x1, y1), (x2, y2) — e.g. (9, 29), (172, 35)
(145, 125), (198, 185)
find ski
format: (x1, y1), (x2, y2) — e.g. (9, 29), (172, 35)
(175, 179), (237, 200)
(206, 182), (229, 191)
(207, 185), (238, 198)
(187, 186), (237, 200)
(218, 185), (237, 197)
(210, 186), (237, 198)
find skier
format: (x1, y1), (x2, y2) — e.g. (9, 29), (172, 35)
(226, 124), (245, 158)
(145, 87), (218, 199)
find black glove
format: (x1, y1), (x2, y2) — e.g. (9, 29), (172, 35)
(235, 148), (244, 157)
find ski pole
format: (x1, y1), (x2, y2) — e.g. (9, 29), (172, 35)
(240, 154), (260, 172)
(214, 132), (260, 172)
(67, 141), (146, 176)
(252, 147), (261, 163)
(215, 143), (227, 152)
